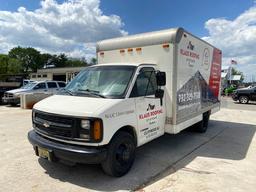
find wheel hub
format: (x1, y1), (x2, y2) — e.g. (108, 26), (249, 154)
(116, 144), (131, 163)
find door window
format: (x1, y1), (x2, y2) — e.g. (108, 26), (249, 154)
(58, 82), (66, 88)
(47, 82), (58, 88)
(34, 83), (46, 89)
(130, 68), (157, 97)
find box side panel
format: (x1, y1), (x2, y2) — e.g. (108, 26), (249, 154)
(175, 32), (222, 125)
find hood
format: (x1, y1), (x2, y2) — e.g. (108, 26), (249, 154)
(6, 88), (31, 94)
(33, 95), (122, 117)
(236, 88), (253, 92)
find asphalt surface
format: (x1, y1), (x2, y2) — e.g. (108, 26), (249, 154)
(221, 96), (256, 111)
(0, 98), (255, 192)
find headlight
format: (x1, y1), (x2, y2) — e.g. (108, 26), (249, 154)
(14, 93), (21, 97)
(79, 119), (103, 142)
(80, 120), (91, 139)
(81, 120), (90, 129)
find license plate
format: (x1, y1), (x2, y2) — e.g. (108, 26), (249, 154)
(38, 147), (51, 160)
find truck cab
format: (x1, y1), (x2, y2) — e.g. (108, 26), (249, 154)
(28, 63), (166, 177)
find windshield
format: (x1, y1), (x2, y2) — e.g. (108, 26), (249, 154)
(21, 82), (37, 89)
(65, 65), (136, 98)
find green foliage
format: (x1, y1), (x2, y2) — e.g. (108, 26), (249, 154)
(90, 57), (97, 65)
(8, 46), (42, 72)
(7, 58), (23, 74)
(225, 85), (237, 95)
(1, 46), (96, 75)
(66, 59), (87, 67)
(0, 54), (9, 74)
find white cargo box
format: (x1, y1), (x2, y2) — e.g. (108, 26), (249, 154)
(97, 28), (222, 134)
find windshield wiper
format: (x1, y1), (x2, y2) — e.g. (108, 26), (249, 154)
(62, 88), (74, 96)
(77, 89), (106, 98)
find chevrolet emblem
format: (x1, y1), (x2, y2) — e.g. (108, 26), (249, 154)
(43, 122), (50, 128)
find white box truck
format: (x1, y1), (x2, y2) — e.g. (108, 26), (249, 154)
(28, 28), (222, 177)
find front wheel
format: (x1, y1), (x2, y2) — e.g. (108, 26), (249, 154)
(239, 96), (249, 104)
(101, 131), (136, 177)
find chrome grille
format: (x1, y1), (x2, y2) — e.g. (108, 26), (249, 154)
(34, 111), (76, 138)
(4, 92), (14, 98)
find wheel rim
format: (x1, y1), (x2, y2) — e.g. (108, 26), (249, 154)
(240, 97), (247, 103)
(115, 143), (132, 165)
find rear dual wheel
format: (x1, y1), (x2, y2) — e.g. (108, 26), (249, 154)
(194, 111), (210, 133)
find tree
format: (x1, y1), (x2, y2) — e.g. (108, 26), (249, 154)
(90, 57), (97, 65)
(50, 53), (68, 68)
(232, 68), (244, 82)
(7, 58), (23, 74)
(8, 46), (42, 72)
(0, 54), (9, 74)
(40, 53), (53, 68)
(66, 59), (87, 67)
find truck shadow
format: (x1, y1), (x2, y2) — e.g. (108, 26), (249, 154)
(38, 120), (256, 191)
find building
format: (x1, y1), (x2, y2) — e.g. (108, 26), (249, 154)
(221, 65), (242, 89)
(30, 67), (86, 82)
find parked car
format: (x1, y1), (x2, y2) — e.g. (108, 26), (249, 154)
(2, 81), (66, 106)
(232, 86), (256, 104)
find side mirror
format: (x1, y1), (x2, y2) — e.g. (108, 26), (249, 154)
(155, 89), (164, 106)
(155, 89), (164, 98)
(156, 71), (166, 86)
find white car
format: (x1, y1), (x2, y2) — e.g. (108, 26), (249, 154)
(3, 80), (66, 106)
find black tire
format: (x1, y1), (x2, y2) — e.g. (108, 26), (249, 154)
(101, 131), (136, 177)
(194, 112), (210, 133)
(239, 96), (249, 104)
(10, 103), (18, 107)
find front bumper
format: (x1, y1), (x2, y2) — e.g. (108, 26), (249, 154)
(232, 94), (238, 101)
(28, 130), (107, 164)
(2, 97), (20, 104)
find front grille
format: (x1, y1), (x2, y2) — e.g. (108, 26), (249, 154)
(4, 92), (13, 98)
(34, 111), (77, 139)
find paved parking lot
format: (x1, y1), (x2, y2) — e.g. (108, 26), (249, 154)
(0, 98), (255, 192)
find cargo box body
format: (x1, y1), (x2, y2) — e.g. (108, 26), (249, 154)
(97, 28), (222, 134)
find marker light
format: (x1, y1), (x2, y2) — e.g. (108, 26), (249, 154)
(93, 120), (102, 141)
(163, 44), (169, 48)
(120, 49), (125, 53)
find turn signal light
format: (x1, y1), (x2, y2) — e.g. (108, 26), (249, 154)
(93, 120), (102, 141)
(127, 48), (133, 52)
(136, 47), (142, 51)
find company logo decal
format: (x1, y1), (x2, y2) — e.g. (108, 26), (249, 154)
(105, 110), (134, 119)
(187, 41), (194, 50)
(139, 109), (163, 120)
(180, 41), (199, 62)
(202, 48), (210, 70)
(146, 104), (155, 111)
(43, 121), (50, 128)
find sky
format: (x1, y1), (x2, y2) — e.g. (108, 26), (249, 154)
(0, 0), (255, 81)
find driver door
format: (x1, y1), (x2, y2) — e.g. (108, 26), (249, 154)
(130, 67), (165, 145)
